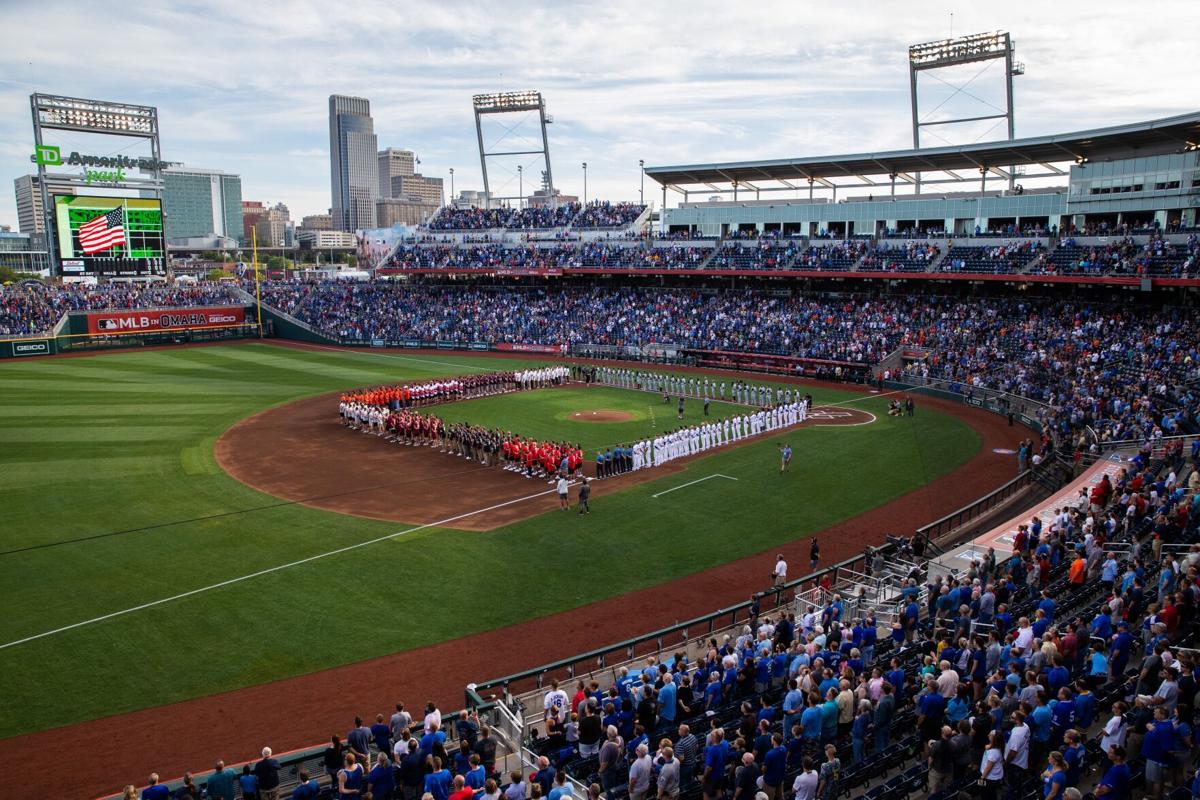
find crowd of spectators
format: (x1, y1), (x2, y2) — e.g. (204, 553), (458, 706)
(424, 202), (644, 231)
(859, 243), (942, 272)
(793, 242), (869, 270)
(505, 438), (1200, 800)
(0, 281), (244, 336)
(940, 241), (1046, 274)
(571, 202), (646, 229)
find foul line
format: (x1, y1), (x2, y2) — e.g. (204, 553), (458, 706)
(0, 483), (572, 652)
(651, 473), (739, 498)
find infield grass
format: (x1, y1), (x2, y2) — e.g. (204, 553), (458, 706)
(0, 342), (981, 737)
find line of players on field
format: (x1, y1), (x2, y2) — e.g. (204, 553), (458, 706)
(592, 400), (810, 475)
(341, 403), (585, 479)
(585, 364), (807, 408)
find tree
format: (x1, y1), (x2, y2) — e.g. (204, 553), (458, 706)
(206, 268), (227, 282)
(266, 255), (288, 271)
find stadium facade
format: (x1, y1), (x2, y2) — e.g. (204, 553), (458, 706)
(648, 112), (1200, 238)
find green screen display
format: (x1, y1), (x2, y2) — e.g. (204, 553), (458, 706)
(54, 195), (166, 276)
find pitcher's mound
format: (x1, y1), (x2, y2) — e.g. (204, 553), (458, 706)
(570, 409), (635, 423)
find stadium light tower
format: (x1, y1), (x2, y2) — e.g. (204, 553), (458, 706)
(472, 91), (554, 209)
(582, 162), (588, 205)
(908, 31), (1024, 190)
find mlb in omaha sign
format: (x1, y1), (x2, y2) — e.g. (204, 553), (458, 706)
(86, 306), (246, 335)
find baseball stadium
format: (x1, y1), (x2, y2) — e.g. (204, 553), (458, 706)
(1, 22), (1200, 800)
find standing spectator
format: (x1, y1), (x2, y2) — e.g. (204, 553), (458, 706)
(1004, 710), (1030, 798)
(292, 769), (320, 800)
(370, 753), (397, 800)
(658, 746), (680, 800)
(348, 717), (372, 763)
(254, 747), (282, 800)
(372, 714), (393, 753)
(816, 743), (840, 800)
(206, 760), (238, 800)
(324, 736), (346, 791)
(337, 753), (364, 799)
(629, 743), (653, 800)
(979, 731), (1005, 800)
(140, 774), (170, 800)
(792, 758), (818, 800)
(1093, 745), (1130, 799)
(810, 540), (820, 571)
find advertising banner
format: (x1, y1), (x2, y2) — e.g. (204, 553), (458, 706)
(494, 342), (561, 354)
(10, 339), (50, 357)
(402, 339), (422, 348)
(85, 306), (246, 335)
(469, 342), (489, 351)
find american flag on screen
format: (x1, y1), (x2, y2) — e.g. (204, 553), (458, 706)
(78, 206), (126, 254)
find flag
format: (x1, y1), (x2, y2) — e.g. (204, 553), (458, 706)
(78, 206), (126, 255)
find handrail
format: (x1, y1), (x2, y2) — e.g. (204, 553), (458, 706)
(465, 546), (882, 709)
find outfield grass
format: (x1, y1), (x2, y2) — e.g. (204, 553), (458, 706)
(0, 343), (980, 737)
(435, 385), (746, 452)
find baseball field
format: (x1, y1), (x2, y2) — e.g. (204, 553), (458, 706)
(0, 341), (982, 745)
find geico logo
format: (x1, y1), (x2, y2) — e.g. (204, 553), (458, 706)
(209, 315), (238, 323)
(15, 343), (47, 352)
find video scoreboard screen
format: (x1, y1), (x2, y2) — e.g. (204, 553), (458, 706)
(54, 195), (166, 276)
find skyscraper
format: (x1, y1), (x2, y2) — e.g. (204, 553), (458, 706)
(13, 175), (47, 236)
(329, 95), (379, 231)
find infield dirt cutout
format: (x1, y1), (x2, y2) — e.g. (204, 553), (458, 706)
(214, 393), (875, 531)
(570, 409), (635, 422)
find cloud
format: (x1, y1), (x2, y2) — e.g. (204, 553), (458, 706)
(0, 0), (1195, 227)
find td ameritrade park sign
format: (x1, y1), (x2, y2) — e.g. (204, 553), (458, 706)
(32, 145), (170, 185)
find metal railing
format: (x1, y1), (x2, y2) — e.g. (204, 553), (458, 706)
(914, 465), (1041, 543)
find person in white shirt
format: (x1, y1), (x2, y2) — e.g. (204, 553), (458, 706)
(773, 555), (788, 587)
(424, 701), (442, 734)
(543, 680), (569, 722)
(1099, 702), (1127, 752)
(1003, 711), (1030, 794)
(791, 758), (818, 800)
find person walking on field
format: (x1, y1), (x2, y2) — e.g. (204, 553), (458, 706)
(779, 443), (792, 473)
(577, 478), (592, 515)
(773, 555), (788, 588)
(810, 539), (820, 571)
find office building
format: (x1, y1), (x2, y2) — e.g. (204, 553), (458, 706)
(242, 201), (267, 243)
(13, 175), (48, 236)
(300, 213), (333, 231)
(376, 197), (438, 227)
(378, 148), (416, 196)
(390, 174), (444, 206)
(329, 95), (379, 231)
(297, 229), (357, 249)
(161, 167), (243, 242)
(255, 202), (291, 247)
(0, 230), (50, 273)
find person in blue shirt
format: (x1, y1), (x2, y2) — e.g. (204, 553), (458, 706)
(291, 769), (320, 800)
(140, 774), (171, 800)
(237, 766), (259, 800)
(1050, 688), (1076, 747)
(1091, 610), (1113, 641)
(946, 688), (970, 726)
(369, 754), (397, 800)
(1041, 751), (1068, 800)
(1047, 659), (1071, 694)
(1141, 707), (1175, 799)
(1072, 681), (1096, 729)
(1038, 591), (1056, 622)
(1094, 745), (1130, 800)
(851, 701), (872, 764)
(762, 735), (788, 796)
(1030, 694), (1053, 762)
(424, 756), (453, 800)
(820, 691), (839, 742)
(782, 679), (803, 741)
(658, 674), (678, 724)
(801, 697), (824, 743)
(704, 673), (723, 711)
(465, 756), (487, 790)
(1061, 731), (1085, 788)
(371, 714), (392, 753)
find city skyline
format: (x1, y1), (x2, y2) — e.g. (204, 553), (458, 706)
(0, 0), (1197, 230)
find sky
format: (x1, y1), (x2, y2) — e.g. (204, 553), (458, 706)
(0, 0), (1196, 229)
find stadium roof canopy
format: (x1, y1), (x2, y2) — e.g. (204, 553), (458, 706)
(644, 111), (1200, 193)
